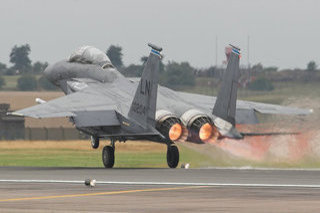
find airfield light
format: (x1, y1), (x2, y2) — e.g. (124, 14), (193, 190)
(169, 123), (182, 141)
(84, 179), (96, 187)
(199, 123), (213, 141)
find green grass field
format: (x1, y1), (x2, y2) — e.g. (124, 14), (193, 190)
(0, 142), (217, 168)
(1, 141), (320, 168)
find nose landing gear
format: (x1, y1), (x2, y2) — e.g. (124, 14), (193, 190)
(91, 136), (100, 149)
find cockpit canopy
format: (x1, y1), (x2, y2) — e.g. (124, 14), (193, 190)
(69, 46), (114, 69)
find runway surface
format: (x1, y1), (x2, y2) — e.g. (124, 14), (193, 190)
(1, 167), (320, 212)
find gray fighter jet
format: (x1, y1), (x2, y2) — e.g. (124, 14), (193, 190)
(13, 44), (312, 168)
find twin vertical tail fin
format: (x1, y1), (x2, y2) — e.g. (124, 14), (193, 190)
(128, 43), (162, 128)
(212, 45), (241, 126)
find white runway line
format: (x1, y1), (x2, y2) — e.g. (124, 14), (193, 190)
(202, 167), (320, 171)
(1, 179), (320, 188)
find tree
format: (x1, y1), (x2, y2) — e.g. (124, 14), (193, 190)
(248, 78), (274, 91)
(251, 63), (263, 73)
(0, 76), (5, 89)
(106, 45), (123, 68)
(140, 56), (164, 73)
(0, 62), (7, 75)
(33, 61), (48, 74)
(122, 64), (143, 77)
(307, 61), (317, 72)
(38, 76), (57, 90)
(140, 56), (148, 65)
(9, 44), (32, 74)
(263, 66), (278, 72)
(162, 61), (195, 88)
(17, 75), (37, 91)
(4, 67), (17, 75)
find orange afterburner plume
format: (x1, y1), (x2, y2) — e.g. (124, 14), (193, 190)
(169, 123), (183, 141)
(199, 123), (213, 141)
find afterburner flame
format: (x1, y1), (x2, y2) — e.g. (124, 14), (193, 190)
(169, 123), (183, 141)
(199, 123), (213, 141)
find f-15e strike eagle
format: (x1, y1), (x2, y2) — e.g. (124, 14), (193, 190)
(14, 43), (312, 168)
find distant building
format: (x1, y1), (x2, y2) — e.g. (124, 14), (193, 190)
(0, 103), (25, 140)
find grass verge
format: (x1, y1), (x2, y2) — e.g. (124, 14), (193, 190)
(1, 140), (320, 168)
(0, 140), (219, 168)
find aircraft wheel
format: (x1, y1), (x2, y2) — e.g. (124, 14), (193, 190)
(91, 136), (100, 149)
(167, 144), (179, 168)
(102, 146), (115, 168)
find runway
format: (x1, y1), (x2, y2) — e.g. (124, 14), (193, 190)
(1, 167), (320, 212)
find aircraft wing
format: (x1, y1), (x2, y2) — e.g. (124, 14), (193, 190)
(176, 91), (312, 115)
(12, 81), (131, 119)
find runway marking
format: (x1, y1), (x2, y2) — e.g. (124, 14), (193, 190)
(1, 179), (320, 188)
(202, 167), (320, 171)
(0, 186), (206, 202)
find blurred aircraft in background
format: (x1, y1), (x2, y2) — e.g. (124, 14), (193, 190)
(13, 43), (312, 168)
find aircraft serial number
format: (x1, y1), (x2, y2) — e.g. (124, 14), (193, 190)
(131, 101), (146, 115)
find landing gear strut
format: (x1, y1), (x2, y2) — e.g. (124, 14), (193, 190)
(167, 143), (179, 168)
(102, 139), (115, 168)
(91, 136), (99, 149)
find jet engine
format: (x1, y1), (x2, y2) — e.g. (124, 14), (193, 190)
(181, 109), (219, 143)
(155, 110), (188, 142)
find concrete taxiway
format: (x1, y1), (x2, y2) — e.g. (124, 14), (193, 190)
(1, 167), (320, 212)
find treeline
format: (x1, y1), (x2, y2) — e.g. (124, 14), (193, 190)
(0, 44), (319, 91)
(0, 44), (52, 90)
(0, 44), (49, 76)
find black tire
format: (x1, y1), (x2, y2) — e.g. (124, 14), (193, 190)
(102, 146), (115, 168)
(91, 136), (99, 149)
(167, 144), (179, 168)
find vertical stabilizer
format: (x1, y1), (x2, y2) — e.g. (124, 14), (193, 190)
(212, 45), (240, 126)
(128, 43), (162, 128)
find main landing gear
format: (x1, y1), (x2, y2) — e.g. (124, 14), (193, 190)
(167, 143), (179, 168)
(102, 139), (115, 168)
(91, 136), (179, 169)
(91, 136), (115, 168)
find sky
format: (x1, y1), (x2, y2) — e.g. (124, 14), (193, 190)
(0, 0), (319, 69)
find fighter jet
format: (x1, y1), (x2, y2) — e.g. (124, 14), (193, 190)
(13, 43), (312, 168)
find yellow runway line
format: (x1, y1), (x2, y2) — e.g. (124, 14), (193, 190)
(0, 186), (208, 202)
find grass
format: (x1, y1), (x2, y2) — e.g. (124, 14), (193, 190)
(1, 140), (320, 168)
(0, 140), (219, 168)
(2, 75), (20, 90)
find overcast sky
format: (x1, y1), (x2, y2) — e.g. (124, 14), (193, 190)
(0, 0), (319, 69)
